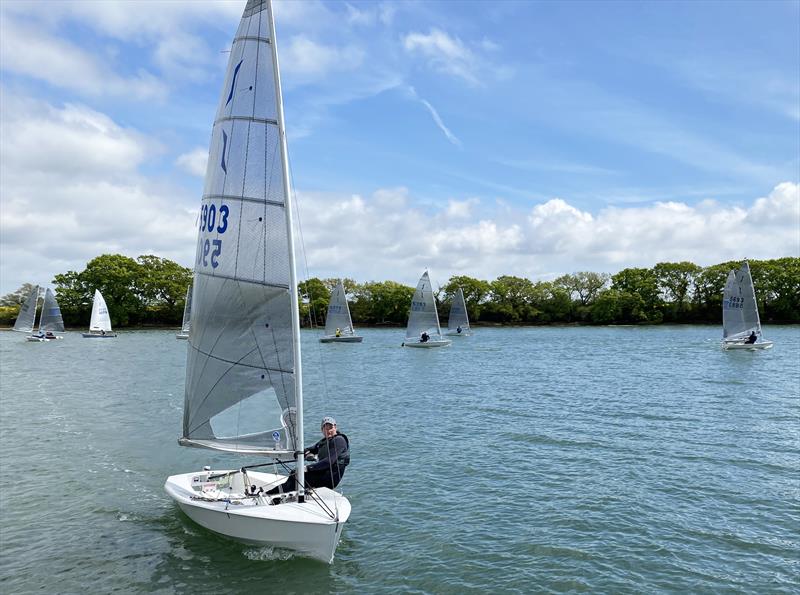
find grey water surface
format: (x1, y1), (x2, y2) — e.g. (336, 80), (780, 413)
(0, 325), (798, 594)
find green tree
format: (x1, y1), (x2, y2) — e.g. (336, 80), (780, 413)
(653, 261), (702, 319)
(298, 277), (330, 327)
(590, 289), (649, 324)
(351, 281), (413, 325)
(611, 267), (663, 322)
(137, 255), (192, 323)
(484, 275), (540, 323)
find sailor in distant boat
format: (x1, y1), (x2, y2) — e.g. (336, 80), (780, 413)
(266, 416), (349, 502)
(335, 327), (342, 337)
(745, 331), (758, 344)
(456, 326), (462, 334)
(420, 331), (430, 343)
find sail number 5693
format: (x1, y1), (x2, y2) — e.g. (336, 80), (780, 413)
(198, 203), (230, 269)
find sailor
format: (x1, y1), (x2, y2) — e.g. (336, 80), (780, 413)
(335, 327), (341, 337)
(745, 330), (757, 344)
(267, 416), (349, 501)
(456, 325), (462, 334)
(420, 331), (429, 343)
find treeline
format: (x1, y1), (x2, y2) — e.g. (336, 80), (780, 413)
(304, 257), (799, 326)
(1, 255), (798, 328)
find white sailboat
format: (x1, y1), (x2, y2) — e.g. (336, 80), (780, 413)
(722, 261), (773, 350)
(176, 284), (192, 340)
(445, 287), (471, 336)
(82, 289), (117, 338)
(164, 0), (350, 564)
(320, 280), (362, 343)
(403, 271), (451, 348)
(36, 289), (65, 341)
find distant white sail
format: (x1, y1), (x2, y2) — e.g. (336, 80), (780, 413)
(13, 286), (39, 333)
(447, 287), (470, 334)
(180, 284), (192, 334)
(405, 271), (445, 342)
(324, 280), (355, 336)
(89, 290), (113, 332)
(722, 261), (772, 349)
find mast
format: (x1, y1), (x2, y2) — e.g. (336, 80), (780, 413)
(267, 0), (305, 501)
(743, 260), (762, 334)
(34, 286), (42, 335)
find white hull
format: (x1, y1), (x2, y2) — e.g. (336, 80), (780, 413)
(722, 340), (773, 350)
(82, 332), (117, 338)
(445, 330), (471, 336)
(403, 339), (451, 348)
(164, 470), (350, 563)
(26, 336), (45, 342)
(176, 333), (189, 340)
(320, 335), (363, 343)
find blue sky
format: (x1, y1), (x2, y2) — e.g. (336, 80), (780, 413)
(1, 0), (798, 295)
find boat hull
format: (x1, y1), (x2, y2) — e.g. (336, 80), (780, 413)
(722, 340), (773, 350)
(25, 336), (45, 342)
(164, 470), (350, 563)
(176, 333), (189, 340)
(445, 330), (471, 336)
(320, 335), (363, 343)
(82, 333), (117, 338)
(403, 339), (451, 348)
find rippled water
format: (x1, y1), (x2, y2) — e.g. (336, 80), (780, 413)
(1, 326), (797, 593)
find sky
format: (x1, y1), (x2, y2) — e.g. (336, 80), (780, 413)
(1, 0), (798, 295)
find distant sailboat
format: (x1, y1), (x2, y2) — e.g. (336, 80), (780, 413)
(176, 284), (192, 340)
(16, 287), (65, 342)
(164, 0), (350, 564)
(403, 271), (451, 348)
(82, 290), (117, 338)
(320, 280), (362, 343)
(14, 285), (41, 340)
(445, 287), (471, 336)
(722, 261), (773, 350)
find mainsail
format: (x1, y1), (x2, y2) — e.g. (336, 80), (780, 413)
(89, 290), (113, 332)
(405, 271), (444, 341)
(324, 280), (355, 336)
(722, 261), (762, 340)
(181, 0), (300, 456)
(40, 289), (65, 333)
(447, 287), (470, 333)
(13, 286), (39, 333)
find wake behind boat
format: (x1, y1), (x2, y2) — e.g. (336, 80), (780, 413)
(722, 261), (773, 350)
(165, 0), (350, 564)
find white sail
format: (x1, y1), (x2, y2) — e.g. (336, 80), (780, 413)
(323, 280), (356, 336)
(89, 290), (113, 332)
(13, 285), (39, 333)
(722, 262), (761, 340)
(722, 261), (771, 349)
(40, 288), (65, 333)
(180, 284), (192, 334)
(447, 287), (470, 334)
(180, 0), (300, 456)
(405, 271), (445, 341)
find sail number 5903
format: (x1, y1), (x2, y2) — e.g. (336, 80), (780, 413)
(198, 203), (230, 269)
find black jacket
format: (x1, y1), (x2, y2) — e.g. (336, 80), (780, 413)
(305, 432), (350, 472)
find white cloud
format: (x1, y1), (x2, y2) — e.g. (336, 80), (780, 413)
(403, 28), (480, 85)
(0, 15), (167, 100)
(176, 148), (209, 177)
(294, 183), (799, 286)
(0, 93), (196, 294)
(280, 35), (365, 83)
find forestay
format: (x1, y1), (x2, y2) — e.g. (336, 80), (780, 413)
(13, 286), (39, 333)
(406, 271), (444, 341)
(181, 0), (298, 456)
(447, 287), (470, 333)
(722, 262), (761, 340)
(324, 280), (355, 336)
(40, 289), (65, 333)
(89, 290), (114, 332)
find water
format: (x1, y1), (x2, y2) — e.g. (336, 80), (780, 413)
(1, 326), (798, 594)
